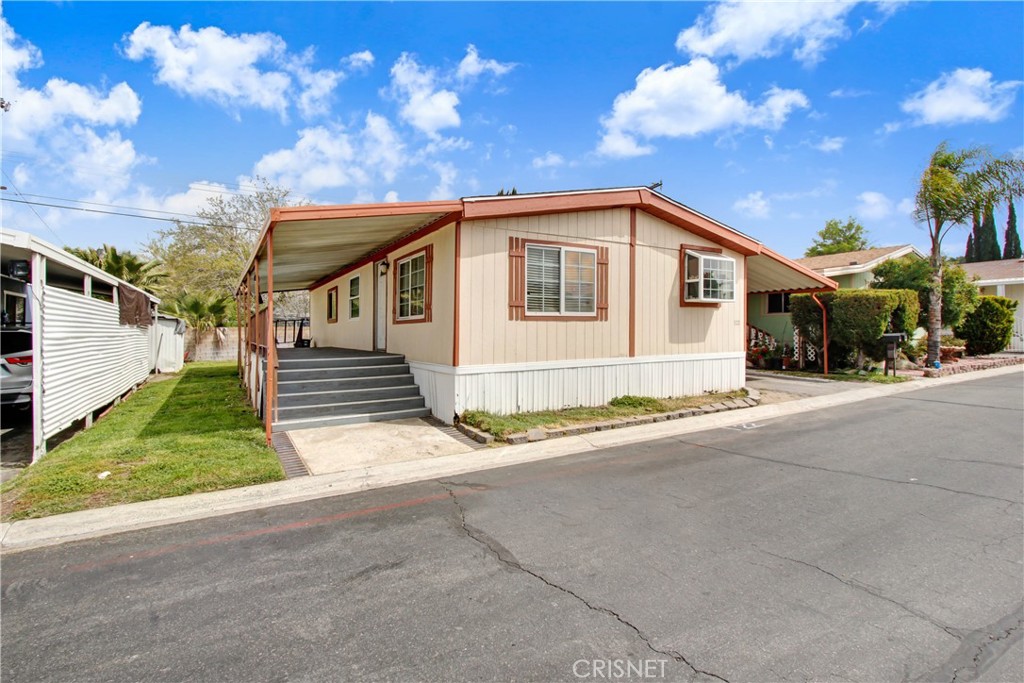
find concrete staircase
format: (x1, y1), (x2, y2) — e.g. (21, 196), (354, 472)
(273, 348), (429, 432)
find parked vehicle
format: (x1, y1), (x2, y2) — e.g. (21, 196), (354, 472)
(1, 270), (33, 408)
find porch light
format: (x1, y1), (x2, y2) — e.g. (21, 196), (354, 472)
(379, 259), (390, 276)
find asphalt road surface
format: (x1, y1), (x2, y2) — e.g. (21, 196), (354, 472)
(3, 372), (1022, 683)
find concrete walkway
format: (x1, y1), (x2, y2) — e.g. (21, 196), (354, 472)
(2, 365), (1021, 553)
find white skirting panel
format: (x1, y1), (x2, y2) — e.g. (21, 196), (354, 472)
(409, 352), (745, 424)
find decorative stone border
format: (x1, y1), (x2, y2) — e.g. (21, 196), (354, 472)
(458, 389), (762, 446)
(923, 356), (1024, 378)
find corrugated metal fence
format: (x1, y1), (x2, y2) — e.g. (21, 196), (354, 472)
(41, 286), (151, 440)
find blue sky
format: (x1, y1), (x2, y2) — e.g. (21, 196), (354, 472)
(2, 1), (1022, 260)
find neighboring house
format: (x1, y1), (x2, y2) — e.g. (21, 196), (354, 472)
(236, 187), (836, 435)
(0, 229), (167, 460)
(961, 259), (1024, 352)
(747, 245), (926, 348)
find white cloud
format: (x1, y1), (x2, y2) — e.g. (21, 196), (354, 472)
(814, 136), (846, 153)
(896, 197), (916, 216)
(763, 135), (774, 150)
(675, 1), (857, 66)
(388, 53), (460, 138)
(900, 67), (1022, 126)
(428, 162), (457, 200)
(122, 22), (346, 120)
(456, 44), (516, 82)
(384, 190), (399, 203)
(531, 152), (565, 169)
(829, 87), (871, 98)
(772, 179), (838, 202)
(64, 127), (147, 195)
(856, 191), (893, 220)
(733, 191), (770, 219)
(344, 50), (375, 71)
(597, 58), (808, 157)
(250, 113), (406, 195)
(2, 18), (141, 144)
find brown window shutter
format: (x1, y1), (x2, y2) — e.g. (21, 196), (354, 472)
(596, 246), (609, 321)
(424, 244), (433, 322)
(508, 237), (526, 320)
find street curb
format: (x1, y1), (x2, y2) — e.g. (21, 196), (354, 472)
(2, 364), (1020, 553)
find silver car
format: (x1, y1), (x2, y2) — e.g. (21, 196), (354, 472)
(0, 328), (32, 408)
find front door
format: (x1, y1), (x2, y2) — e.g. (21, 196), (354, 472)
(375, 261), (387, 351)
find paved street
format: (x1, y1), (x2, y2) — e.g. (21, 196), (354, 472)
(2, 372), (1022, 682)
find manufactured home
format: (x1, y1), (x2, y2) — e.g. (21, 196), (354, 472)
(961, 258), (1024, 352)
(236, 188), (837, 439)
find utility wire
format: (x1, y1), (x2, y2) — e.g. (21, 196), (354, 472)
(0, 197), (258, 232)
(1, 171), (66, 246)
(16, 192), (220, 221)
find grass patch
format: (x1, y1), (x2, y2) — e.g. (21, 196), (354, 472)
(766, 369), (911, 384)
(1, 362), (284, 521)
(461, 391), (747, 440)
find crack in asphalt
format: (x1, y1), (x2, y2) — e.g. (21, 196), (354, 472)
(756, 548), (962, 641)
(936, 457), (1024, 471)
(917, 604), (1023, 683)
(438, 480), (730, 683)
(883, 395), (1023, 412)
(675, 439), (1022, 506)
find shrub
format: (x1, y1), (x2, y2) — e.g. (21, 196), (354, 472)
(954, 296), (1018, 355)
(792, 289), (919, 368)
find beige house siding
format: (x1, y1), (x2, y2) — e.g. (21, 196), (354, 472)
(458, 209), (631, 366)
(634, 211), (745, 356)
(384, 226), (456, 366)
(310, 262), (374, 350)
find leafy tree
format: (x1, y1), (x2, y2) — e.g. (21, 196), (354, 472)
(164, 291), (232, 352)
(871, 256), (979, 329)
(804, 217), (871, 257)
(977, 202), (1002, 260)
(1004, 199), (1021, 259)
(146, 177), (309, 317)
(65, 244), (165, 293)
(954, 296), (1018, 355)
(912, 142), (1023, 365)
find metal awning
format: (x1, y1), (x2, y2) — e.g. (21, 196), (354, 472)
(243, 201), (462, 293)
(748, 247), (837, 294)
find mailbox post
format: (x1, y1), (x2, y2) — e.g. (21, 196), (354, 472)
(881, 332), (907, 377)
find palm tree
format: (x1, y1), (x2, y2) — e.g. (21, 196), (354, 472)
(165, 292), (232, 353)
(65, 244), (166, 293)
(914, 143), (1023, 365)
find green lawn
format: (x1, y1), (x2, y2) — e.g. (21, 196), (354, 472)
(1, 362), (284, 521)
(461, 391), (748, 440)
(759, 369), (911, 384)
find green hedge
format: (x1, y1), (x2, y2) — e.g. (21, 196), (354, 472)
(954, 296), (1018, 355)
(791, 289), (919, 367)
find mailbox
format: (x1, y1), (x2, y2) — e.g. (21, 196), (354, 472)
(880, 332), (907, 376)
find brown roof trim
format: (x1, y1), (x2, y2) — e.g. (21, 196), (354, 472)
(757, 245), (839, 291)
(636, 189), (761, 256)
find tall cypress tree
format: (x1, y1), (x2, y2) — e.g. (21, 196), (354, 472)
(980, 202), (1002, 261)
(965, 233), (976, 262)
(1004, 199), (1022, 259)
(970, 210), (984, 262)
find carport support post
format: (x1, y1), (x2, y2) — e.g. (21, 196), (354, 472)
(31, 253), (45, 462)
(812, 293), (829, 376)
(265, 229), (276, 445)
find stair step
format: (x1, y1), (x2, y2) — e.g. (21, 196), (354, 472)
(276, 364), (411, 380)
(277, 354), (406, 369)
(278, 384), (421, 407)
(278, 374), (415, 394)
(273, 407), (431, 432)
(276, 396), (427, 419)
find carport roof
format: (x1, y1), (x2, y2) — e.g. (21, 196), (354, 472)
(238, 188), (837, 295)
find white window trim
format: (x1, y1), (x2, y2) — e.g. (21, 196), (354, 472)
(348, 275), (360, 319)
(684, 250), (736, 304)
(396, 251), (427, 321)
(524, 244), (598, 317)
